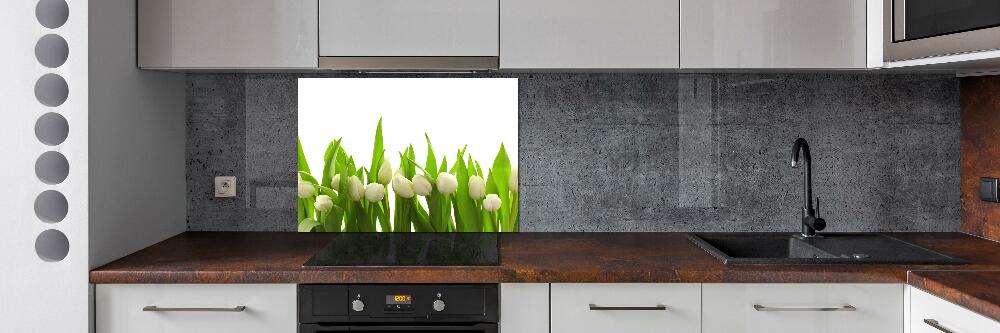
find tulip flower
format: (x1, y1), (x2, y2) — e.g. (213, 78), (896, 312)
(392, 174), (415, 198)
(378, 161), (393, 185)
(298, 181), (316, 198)
(365, 183), (386, 202)
(412, 174), (433, 196)
(437, 173), (458, 195)
(509, 167), (518, 194)
(314, 194), (334, 212)
(483, 194), (502, 212)
(468, 175), (486, 200)
(331, 174), (341, 188)
(348, 176), (364, 201)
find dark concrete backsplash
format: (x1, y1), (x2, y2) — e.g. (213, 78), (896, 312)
(186, 73), (960, 232)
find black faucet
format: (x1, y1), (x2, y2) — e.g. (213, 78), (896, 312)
(791, 138), (826, 238)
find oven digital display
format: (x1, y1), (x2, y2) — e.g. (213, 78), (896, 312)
(386, 295), (412, 305)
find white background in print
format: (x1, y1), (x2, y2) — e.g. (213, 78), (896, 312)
(298, 78), (518, 178)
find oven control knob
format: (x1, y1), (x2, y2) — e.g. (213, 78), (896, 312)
(432, 299), (446, 312)
(351, 299), (365, 312)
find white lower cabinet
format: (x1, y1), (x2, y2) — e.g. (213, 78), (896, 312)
(500, 283), (549, 333)
(702, 283), (904, 333)
(96, 284), (297, 333)
(910, 287), (1000, 333)
(551, 283), (701, 333)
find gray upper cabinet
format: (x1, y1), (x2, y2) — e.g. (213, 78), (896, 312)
(500, 0), (680, 69)
(680, 0), (868, 69)
(138, 0), (318, 69)
(319, 0), (500, 57)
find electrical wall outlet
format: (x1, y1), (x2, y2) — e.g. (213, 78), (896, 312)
(215, 176), (236, 198)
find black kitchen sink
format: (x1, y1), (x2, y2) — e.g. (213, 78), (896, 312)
(687, 233), (966, 265)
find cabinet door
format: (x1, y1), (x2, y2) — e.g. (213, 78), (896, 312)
(501, 0), (680, 69)
(551, 283), (700, 333)
(702, 283), (903, 333)
(680, 0), (867, 68)
(500, 284), (548, 333)
(96, 284), (297, 333)
(319, 0), (499, 57)
(910, 287), (1000, 333)
(138, 0), (318, 68)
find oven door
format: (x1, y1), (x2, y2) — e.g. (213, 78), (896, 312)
(300, 323), (498, 333)
(885, 0), (1000, 61)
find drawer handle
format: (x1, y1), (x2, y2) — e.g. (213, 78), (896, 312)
(753, 304), (856, 312)
(923, 319), (955, 333)
(142, 306), (247, 312)
(589, 304), (667, 311)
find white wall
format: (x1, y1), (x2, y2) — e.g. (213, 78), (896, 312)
(0, 0), (90, 331)
(1, 0), (185, 331)
(88, 0), (187, 270)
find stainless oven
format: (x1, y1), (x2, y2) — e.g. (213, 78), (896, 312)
(884, 0), (1000, 61)
(298, 284), (499, 333)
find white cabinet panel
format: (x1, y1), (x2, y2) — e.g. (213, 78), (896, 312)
(138, 0), (318, 68)
(551, 283), (700, 333)
(96, 284), (297, 333)
(910, 287), (1000, 333)
(320, 0), (499, 56)
(500, 283), (548, 333)
(702, 283), (903, 333)
(681, 0), (868, 68)
(501, 0), (680, 69)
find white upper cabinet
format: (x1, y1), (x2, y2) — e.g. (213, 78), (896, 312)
(500, 0), (680, 69)
(138, 0), (319, 69)
(319, 0), (499, 57)
(680, 0), (871, 69)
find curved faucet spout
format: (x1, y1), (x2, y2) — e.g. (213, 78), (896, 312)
(791, 138), (813, 211)
(791, 138), (824, 237)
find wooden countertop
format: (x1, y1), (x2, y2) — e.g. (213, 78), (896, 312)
(908, 270), (1000, 322)
(90, 232), (1000, 320)
(91, 232), (1000, 284)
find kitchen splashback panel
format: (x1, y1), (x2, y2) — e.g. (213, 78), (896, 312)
(186, 73), (959, 232)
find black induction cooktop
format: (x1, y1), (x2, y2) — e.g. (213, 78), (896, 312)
(303, 233), (500, 267)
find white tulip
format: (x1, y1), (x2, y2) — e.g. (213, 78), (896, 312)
(298, 181), (316, 198)
(377, 161), (393, 185)
(314, 195), (334, 212)
(483, 194), (502, 212)
(365, 183), (385, 202)
(330, 174), (341, 188)
(508, 167), (518, 194)
(436, 173), (458, 195)
(348, 176), (364, 201)
(468, 175), (486, 200)
(412, 174), (433, 196)
(391, 174), (415, 198)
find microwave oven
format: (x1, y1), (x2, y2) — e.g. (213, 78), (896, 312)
(884, 0), (1000, 62)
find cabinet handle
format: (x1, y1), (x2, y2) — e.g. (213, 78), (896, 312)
(923, 319), (955, 333)
(142, 306), (247, 312)
(589, 304), (667, 311)
(753, 304), (856, 312)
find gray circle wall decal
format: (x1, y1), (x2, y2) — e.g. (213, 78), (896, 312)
(34, 73), (69, 107)
(35, 34), (69, 68)
(34, 190), (68, 223)
(35, 229), (69, 262)
(35, 112), (69, 146)
(35, 151), (69, 185)
(36, 0), (69, 29)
